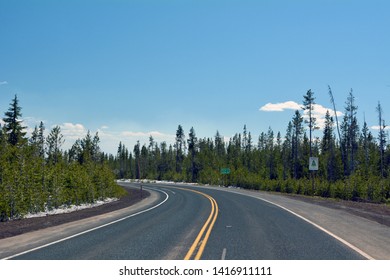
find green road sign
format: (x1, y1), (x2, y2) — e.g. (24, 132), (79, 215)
(220, 168), (231, 175)
(309, 157), (319, 171)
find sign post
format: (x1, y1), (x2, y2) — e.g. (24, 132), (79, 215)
(309, 157), (318, 195)
(220, 168), (231, 187)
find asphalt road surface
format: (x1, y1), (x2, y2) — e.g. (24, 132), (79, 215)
(9, 183), (365, 260)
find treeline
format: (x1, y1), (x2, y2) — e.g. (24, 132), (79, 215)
(0, 95), (125, 221)
(109, 89), (390, 203)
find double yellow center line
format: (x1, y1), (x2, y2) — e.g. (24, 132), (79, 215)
(183, 189), (219, 260)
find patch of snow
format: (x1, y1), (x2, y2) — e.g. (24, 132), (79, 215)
(116, 178), (203, 187)
(23, 198), (118, 219)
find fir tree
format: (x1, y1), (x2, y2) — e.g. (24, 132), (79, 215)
(322, 111), (337, 181)
(175, 125), (185, 174)
(302, 89), (318, 157)
(133, 141), (141, 179)
(187, 127), (198, 182)
(341, 90), (359, 175)
(2, 95), (26, 146)
(292, 110), (304, 179)
(377, 102), (386, 179)
(282, 122), (293, 179)
(46, 126), (64, 165)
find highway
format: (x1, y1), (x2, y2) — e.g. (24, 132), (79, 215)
(198, 186), (363, 260)
(5, 182), (366, 260)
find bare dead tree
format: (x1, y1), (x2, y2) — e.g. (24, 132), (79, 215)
(328, 85), (345, 171)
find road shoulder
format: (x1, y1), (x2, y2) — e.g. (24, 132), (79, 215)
(0, 185), (160, 259)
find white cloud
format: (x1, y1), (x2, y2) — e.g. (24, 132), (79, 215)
(121, 131), (149, 138)
(98, 130), (174, 153)
(307, 104), (343, 129)
(121, 130), (174, 140)
(260, 101), (301, 112)
(2, 117), (177, 154)
(260, 100), (343, 129)
(52, 124), (176, 154)
(22, 117), (42, 136)
(0, 81), (8, 85)
(371, 125), (390, 131)
(59, 122), (88, 140)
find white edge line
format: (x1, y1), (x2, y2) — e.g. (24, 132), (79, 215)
(2, 188), (169, 260)
(225, 189), (375, 260)
(221, 248), (227, 260)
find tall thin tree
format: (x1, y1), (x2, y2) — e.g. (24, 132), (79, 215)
(377, 102), (386, 179)
(187, 127), (198, 182)
(2, 94), (27, 146)
(175, 125), (185, 174)
(302, 89), (317, 157)
(328, 86), (345, 169)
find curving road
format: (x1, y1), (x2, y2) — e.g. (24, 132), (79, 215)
(193, 186), (364, 260)
(4, 182), (367, 260)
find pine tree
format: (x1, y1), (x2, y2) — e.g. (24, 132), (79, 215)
(80, 131), (93, 163)
(360, 119), (370, 178)
(187, 127), (198, 182)
(116, 142), (125, 178)
(377, 102), (386, 179)
(242, 125), (252, 169)
(157, 142), (167, 180)
(2, 95), (27, 146)
(292, 110), (304, 179)
(275, 131), (282, 178)
(266, 127), (276, 179)
(46, 126), (64, 165)
(140, 144), (148, 179)
(328, 86), (344, 172)
(322, 111), (337, 182)
(91, 132), (101, 163)
(214, 131), (225, 159)
(38, 121), (45, 159)
(133, 141), (141, 179)
(282, 122), (293, 179)
(302, 89), (318, 157)
(30, 125), (40, 154)
(341, 90), (359, 175)
(175, 125), (185, 174)
(147, 136), (158, 179)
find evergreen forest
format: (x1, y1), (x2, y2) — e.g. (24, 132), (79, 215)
(0, 95), (126, 221)
(1, 89), (389, 222)
(109, 88), (390, 204)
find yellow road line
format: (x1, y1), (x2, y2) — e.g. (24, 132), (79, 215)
(194, 194), (218, 260)
(171, 187), (219, 260)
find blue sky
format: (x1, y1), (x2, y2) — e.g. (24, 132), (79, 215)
(1, 0), (389, 154)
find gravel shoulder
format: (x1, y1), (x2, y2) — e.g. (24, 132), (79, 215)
(282, 193), (390, 227)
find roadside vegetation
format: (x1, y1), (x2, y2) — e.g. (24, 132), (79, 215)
(0, 95), (126, 221)
(1, 88), (388, 222)
(109, 88), (390, 204)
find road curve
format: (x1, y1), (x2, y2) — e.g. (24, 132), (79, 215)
(2, 184), (213, 260)
(2, 182), (375, 260)
(192, 186), (365, 260)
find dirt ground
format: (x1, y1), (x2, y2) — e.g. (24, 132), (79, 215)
(0, 186), (388, 240)
(0, 188), (150, 240)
